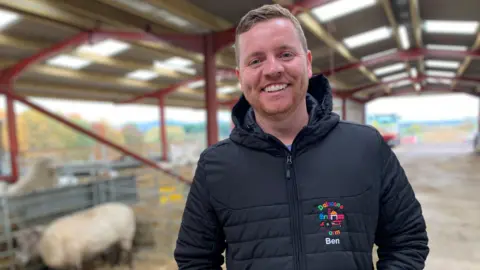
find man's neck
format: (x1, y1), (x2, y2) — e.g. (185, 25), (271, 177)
(254, 101), (309, 146)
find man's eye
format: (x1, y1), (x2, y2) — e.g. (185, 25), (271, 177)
(249, 59), (260, 65)
(281, 52), (293, 58)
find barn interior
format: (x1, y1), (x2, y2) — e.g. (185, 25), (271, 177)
(0, 0), (478, 269)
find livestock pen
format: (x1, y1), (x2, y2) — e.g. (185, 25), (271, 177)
(0, 162), (193, 270)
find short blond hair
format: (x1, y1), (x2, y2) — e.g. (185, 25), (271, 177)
(234, 4), (308, 66)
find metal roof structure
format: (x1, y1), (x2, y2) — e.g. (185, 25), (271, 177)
(0, 0), (478, 110)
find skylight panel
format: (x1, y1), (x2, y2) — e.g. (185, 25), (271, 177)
(0, 9), (20, 30)
(126, 69), (159, 81)
(425, 70), (456, 78)
(426, 78), (452, 85)
(311, 0), (377, 22)
(162, 56), (194, 67)
(381, 72), (409, 82)
(187, 80), (205, 89)
(410, 67), (418, 78)
(154, 57), (197, 75)
(425, 60), (461, 69)
(217, 86), (236, 94)
(424, 20), (479, 35)
(361, 48), (397, 61)
(77, 39), (131, 57)
(373, 63), (405, 76)
(46, 55), (92, 70)
(398, 25), (410, 49)
(426, 44), (468, 51)
(389, 79), (411, 88)
(343, 26), (392, 49)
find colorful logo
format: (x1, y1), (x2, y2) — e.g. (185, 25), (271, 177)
(317, 201), (345, 236)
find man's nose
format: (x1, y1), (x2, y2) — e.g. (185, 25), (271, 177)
(264, 57), (284, 77)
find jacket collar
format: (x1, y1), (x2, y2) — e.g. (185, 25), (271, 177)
(229, 74), (340, 155)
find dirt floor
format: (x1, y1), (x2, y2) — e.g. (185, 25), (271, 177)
(390, 142), (480, 270)
(93, 142), (479, 270)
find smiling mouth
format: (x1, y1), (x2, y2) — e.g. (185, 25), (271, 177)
(262, 83), (290, 93)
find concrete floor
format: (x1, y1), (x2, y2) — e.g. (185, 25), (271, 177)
(393, 142), (480, 270)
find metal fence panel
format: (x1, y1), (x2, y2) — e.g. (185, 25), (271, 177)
(0, 175), (139, 269)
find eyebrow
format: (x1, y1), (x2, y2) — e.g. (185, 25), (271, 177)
(244, 51), (264, 62)
(242, 44), (298, 63)
(277, 44), (297, 51)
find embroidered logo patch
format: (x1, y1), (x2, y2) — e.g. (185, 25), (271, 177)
(317, 201), (345, 238)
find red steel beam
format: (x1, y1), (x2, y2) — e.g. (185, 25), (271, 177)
(213, 27), (236, 53)
(204, 33), (219, 146)
(1, 90), (191, 185)
(159, 97), (168, 162)
(5, 91), (18, 183)
(1, 32), (90, 82)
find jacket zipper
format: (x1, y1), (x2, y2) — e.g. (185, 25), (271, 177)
(286, 154), (304, 270)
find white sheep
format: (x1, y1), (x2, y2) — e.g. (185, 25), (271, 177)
(1, 157), (58, 197)
(14, 202), (136, 270)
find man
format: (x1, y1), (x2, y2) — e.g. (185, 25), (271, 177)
(174, 4), (429, 270)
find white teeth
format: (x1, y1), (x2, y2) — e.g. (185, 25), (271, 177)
(264, 84), (288, 92)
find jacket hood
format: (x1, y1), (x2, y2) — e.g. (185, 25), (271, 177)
(229, 74), (340, 155)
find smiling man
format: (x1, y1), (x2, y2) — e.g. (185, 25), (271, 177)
(174, 4), (429, 270)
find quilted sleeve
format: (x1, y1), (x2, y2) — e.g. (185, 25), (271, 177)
(174, 153), (226, 269)
(374, 135), (430, 270)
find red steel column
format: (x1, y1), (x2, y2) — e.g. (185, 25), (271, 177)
(342, 98), (347, 120)
(159, 97), (168, 161)
(5, 92), (18, 183)
(204, 33), (218, 146)
(362, 104), (366, 124)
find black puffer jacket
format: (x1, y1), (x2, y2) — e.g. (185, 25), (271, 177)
(174, 74), (429, 270)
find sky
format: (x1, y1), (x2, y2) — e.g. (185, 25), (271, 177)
(0, 93), (478, 126)
(366, 93), (479, 122)
(1, 96), (232, 126)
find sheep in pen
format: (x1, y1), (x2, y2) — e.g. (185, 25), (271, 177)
(14, 202), (136, 270)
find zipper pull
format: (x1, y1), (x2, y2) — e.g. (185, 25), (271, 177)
(286, 155), (292, 179)
(286, 155), (292, 165)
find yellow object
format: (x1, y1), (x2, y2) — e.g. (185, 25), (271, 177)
(159, 186), (176, 193)
(159, 196), (169, 204)
(169, 193), (183, 201)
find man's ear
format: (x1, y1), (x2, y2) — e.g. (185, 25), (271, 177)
(307, 50), (313, 78)
(235, 67), (241, 81)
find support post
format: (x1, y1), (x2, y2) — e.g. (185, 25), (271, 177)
(341, 98), (347, 121)
(204, 33), (218, 146)
(362, 104), (366, 124)
(159, 97), (168, 161)
(5, 93), (18, 183)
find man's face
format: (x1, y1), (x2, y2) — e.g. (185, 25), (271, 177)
(236, 18), (312, 118)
